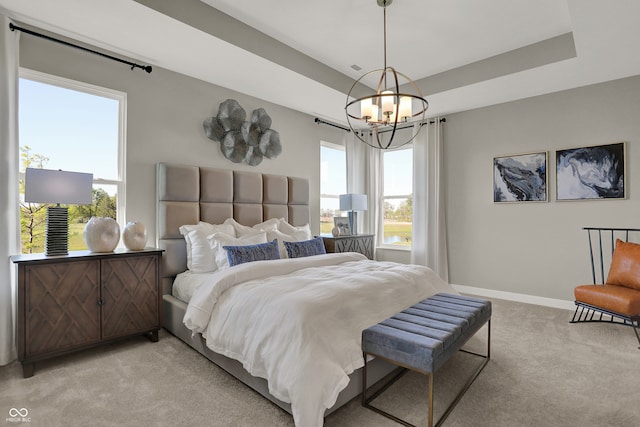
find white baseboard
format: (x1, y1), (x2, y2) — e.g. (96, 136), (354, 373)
(452, 284), (576, 311)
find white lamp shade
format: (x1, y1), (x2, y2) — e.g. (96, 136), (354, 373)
(339, 193), (368, 211)
(25, 168), (93, 205)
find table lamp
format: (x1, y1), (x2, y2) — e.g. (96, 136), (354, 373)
(339, 193), (368, 235)
(24, 168), (93, 256)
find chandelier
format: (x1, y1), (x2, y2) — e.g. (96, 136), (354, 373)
(345, 0), (428, 150)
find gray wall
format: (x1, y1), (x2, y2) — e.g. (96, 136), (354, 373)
(19, 27), (640, 303)
(19, 33), (345, 244)
(445, 75), (640, 301)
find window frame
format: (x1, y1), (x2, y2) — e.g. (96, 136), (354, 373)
(18, 68), (127, 229)
(379, 145), (413, 250)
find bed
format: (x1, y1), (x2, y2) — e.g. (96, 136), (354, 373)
(156, 162), (456, 426)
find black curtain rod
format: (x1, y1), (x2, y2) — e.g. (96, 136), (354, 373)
(359, 117), (447, 135)
(9, 23), (152, 73)
(314, 118), (351, 132)
(314, 116), (446, 134)
(372, 117), (447, 133)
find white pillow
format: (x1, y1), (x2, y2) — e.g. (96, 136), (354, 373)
(267, 228), (310, 258)
(223, 217), (283, 236)
(208, 231), (268, 270)
(253, 217), (284, 232)
(179, 222), (235, 273)
(278, 221), (312, 240)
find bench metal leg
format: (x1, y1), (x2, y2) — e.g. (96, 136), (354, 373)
(363, 320), (491, 427)
(427, 373), (434, 427)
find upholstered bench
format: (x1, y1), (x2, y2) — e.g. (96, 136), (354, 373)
(362, 293), (491, 427)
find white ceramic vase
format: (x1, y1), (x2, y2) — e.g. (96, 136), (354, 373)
(84, 217), (120, 253)
(123, 221), (147, 251)
(331, 226), (341, 237)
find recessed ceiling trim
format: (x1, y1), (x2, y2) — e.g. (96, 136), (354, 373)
(415, 32), (577, 96)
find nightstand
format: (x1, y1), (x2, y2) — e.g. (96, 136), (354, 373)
(322, 234), (374, 260)
(11, 248), (163, 378)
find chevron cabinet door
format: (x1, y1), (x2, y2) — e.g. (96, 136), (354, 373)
(24, 260), (101, 357)
(101, 254), (160, 340)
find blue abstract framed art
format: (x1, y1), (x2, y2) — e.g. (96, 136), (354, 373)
(493, 151), (548, 203)
(556, 142), (625, 201)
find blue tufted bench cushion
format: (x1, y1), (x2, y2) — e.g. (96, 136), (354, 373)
(362, 293), (491, 374)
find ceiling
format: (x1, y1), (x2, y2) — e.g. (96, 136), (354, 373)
(2, 0), (640, 126)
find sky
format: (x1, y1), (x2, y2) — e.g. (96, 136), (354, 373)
(320, 143), (412, 212)
(18, 78), (119, 181)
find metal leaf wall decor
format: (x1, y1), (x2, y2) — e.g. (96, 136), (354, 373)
(203, 99), (282, 166)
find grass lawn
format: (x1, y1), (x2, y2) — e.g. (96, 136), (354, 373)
(69, 222), (88, 251)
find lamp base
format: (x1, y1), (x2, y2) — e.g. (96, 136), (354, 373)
(46, 206), (69, 256)
(348, 211), (358, 235)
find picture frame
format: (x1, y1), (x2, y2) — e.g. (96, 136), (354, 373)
(493, 151), (547, 203)
(556, 142), (625, 201)
(333, 216), (351, 236)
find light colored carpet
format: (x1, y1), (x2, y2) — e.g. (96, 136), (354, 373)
(1, 296), (639, 426)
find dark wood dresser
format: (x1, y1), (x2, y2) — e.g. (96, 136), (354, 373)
(11, 248), (163, 377)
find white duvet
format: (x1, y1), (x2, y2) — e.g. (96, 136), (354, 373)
(183, 252), (455, 427)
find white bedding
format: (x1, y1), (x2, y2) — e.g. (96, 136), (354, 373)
(172, 270), (211, 303)
(183, 252), (456, 427)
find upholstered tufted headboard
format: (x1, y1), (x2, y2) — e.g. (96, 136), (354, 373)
(156, 162), (310, 294)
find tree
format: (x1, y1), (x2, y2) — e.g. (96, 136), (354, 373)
(396, 196), (413, 222)
(383, 201), (395, 220)
(70, 188), (117, 221)
(19, 146), (50, 253)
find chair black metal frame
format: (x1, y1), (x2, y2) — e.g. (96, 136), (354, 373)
(570, 227), (640, 348)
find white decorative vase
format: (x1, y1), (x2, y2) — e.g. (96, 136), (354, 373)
(331, 226), (341, 237)
(123, 221), (147, 251)
(84, 217), (120, 253)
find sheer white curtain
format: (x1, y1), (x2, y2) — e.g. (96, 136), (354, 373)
(345, 132), (382, 248)
(411, 120), (448, 281)
(0, 14), (20, 365)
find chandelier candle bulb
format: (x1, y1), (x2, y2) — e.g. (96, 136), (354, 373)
(370, 104), (379, 123)
(399, 96), (412, 121)
(360, 98), (373, 120)
(381, 90), (394, 115)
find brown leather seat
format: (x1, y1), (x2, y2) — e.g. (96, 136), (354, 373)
(574, 284), (640, 316)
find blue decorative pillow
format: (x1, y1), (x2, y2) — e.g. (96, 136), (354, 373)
(284, 236), (327, 258)
(224, 239), (280, 267)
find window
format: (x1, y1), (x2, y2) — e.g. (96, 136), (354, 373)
(18, 69), (126, 254)
(320, 141), (346, 234)
(381, 147), (413, 247)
